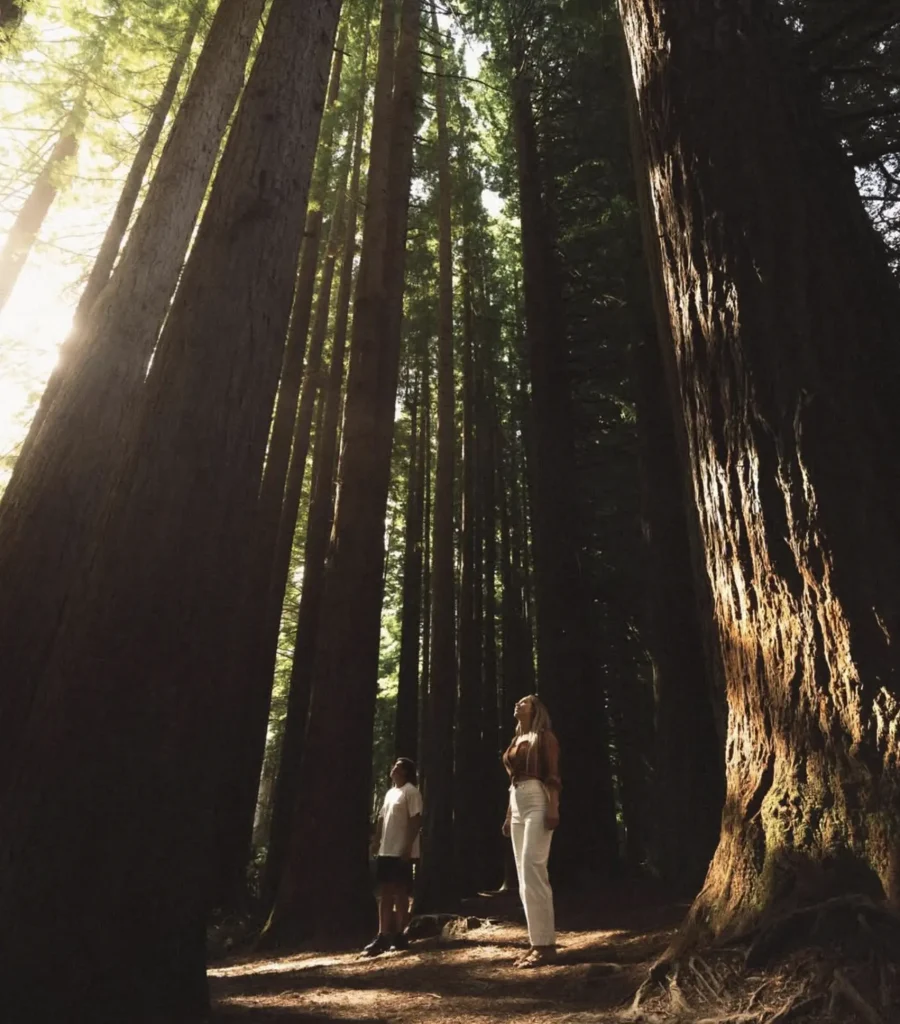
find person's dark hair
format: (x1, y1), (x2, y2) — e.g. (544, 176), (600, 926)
(395, 757), (417, 785)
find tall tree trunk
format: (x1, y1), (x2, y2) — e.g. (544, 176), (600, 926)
(0, 90), (89, 314)
(620, 0), (900, 948)
(15, 0), (263, 467)
(258, 32), (368, 913)
(419, 0), (458, 911)
(263, 0), (421, 942)
(209, 205), (322, 905)
(510, 66), (619, 881)
(507, 423), (536, 698)
(396, 348), (426, 760)
(0, 4), (341, 1017)
(479, 321), (503, 889)
(74, 0), (208, 324)
(454, 233), (484, 897)
(419, 364), (434, 765)
(632, 325), (723, 888)
(0, 0), (266, 775)
(623, 38), (725, 889)
(497, 422), (524, 891)
(0, 0), (122, 310)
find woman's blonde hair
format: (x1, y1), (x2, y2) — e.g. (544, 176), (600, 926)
(514, 694), (552, 737)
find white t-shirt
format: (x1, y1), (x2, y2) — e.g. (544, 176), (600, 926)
(378, 782), (423, 859)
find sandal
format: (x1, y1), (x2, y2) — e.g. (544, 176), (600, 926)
(513, 947), (535, 967)
(519, 946), (557, 968)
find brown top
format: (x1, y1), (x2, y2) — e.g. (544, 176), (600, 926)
(502, 731), (562, 792)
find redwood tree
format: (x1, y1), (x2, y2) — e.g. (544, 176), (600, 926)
(420, 0), (458, 909)
(620, 0), (900, 946)
(0, 0), (265, 778)
(73, 0), (209, 323)
(0, 2), (342, 1017)
(510, 52), (619, 880)
(263, 0), (421, 941)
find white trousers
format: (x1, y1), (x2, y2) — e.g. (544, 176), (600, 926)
(509, 779), (555, 947)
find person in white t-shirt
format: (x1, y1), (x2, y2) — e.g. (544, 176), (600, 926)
(362, 757), (422, 957)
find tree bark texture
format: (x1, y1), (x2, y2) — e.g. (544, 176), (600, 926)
(620, 0), (900, 943)
(263, 0), (422, 941)
(0, 0), (266, 777)
(211, 205), (323, 905)
(0, 3), (342, 1017)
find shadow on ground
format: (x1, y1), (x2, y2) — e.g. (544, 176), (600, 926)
(210, 883), (684, 1023)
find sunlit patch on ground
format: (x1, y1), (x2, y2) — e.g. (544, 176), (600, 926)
(209, 898), (681, 1024)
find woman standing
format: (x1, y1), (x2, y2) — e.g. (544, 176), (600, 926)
(502, 694), (561, 968)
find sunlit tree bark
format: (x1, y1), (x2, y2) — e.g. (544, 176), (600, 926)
(0, 0), (265, 778)
(621, 0), (900, 945)
(74, 0), (208, 323)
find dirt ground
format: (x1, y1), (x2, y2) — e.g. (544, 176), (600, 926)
(210, 885), (685, 1024)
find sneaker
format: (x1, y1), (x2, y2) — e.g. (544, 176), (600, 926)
(390, 932), (409, 951)
(361, 933), (390, 957)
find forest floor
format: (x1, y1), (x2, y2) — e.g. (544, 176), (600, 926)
(210, 883), (900, 1022)
(208, 883), (687, 1024)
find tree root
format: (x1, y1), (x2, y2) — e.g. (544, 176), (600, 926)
(745, 894), (900, 970)
(623, 898), (900, 1024)
(829, 968), (886, 1024)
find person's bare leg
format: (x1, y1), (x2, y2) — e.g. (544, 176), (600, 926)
(378, 884), (394, 935)
(396, 885), (412, 933)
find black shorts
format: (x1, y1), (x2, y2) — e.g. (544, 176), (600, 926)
(375, 856), (416, 888)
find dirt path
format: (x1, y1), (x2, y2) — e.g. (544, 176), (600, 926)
(210, 888), (684, 1023)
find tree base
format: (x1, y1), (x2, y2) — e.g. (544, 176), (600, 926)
(627, 896), (900, 1023)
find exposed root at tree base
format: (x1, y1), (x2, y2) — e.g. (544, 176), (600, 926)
(625, 896), (900, 1024)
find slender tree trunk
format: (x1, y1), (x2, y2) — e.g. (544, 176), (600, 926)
(419, 365), (434, 765)
(453, 234), (484, 897)
(479, 323), (503, 889)
(497, 425), (522, 891)
(620, 0), (900, 949)
(13, 0), (263, 470)
(258, 33), (367, 912)
(264, 0), (421, 942)
(0, 0), (122, 309)
(212, 88), (357, 891)
(0, 0), (266, 772)
(633, 319), (723, 888)
(0, 3), (342, 1017)
(510, 65), (619, 881)
(396, 350), (426, 760)
(209, 205), (322, 906)
(75, 0), (208, 324)
(419, 0), (458, 911)
(0, 91), (89, 314)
